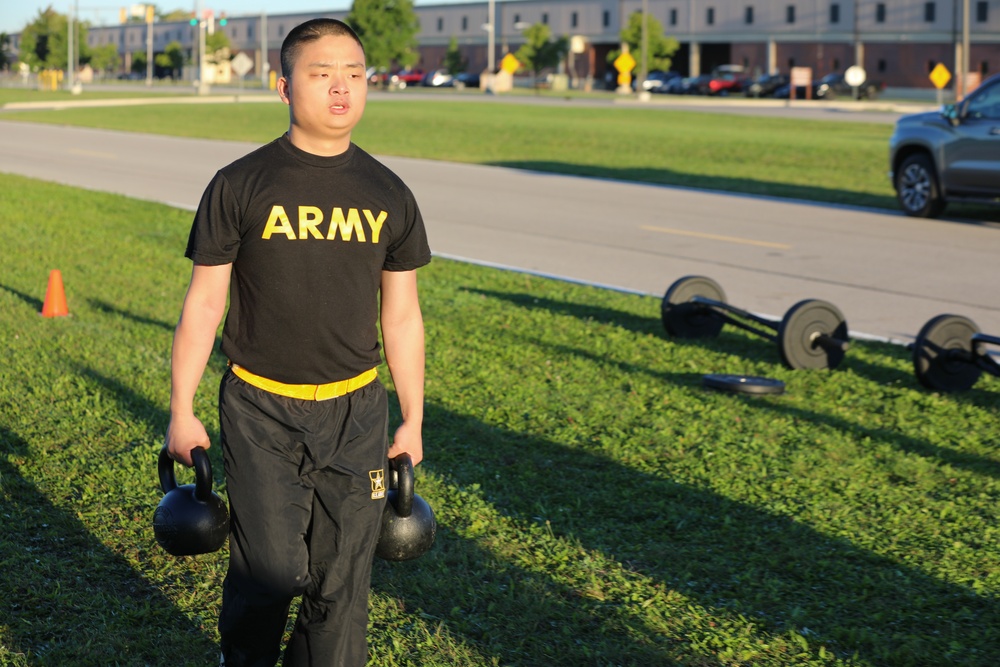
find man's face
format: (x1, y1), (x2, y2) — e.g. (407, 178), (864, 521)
(279, 33), (367, 154)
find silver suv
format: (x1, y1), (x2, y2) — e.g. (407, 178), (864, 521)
(889, 72), (1000, 218)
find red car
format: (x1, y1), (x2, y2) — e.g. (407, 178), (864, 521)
(392, 69), (425, 89)
(703, 65), (749, 96)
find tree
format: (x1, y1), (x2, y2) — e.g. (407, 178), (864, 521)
(0, 33), (12, 71)
(131, 50), (147, 74)
(89, 43), (120, 75)
(513, 23), (568, 90)
(161, 9), (194, 22)
(205, 30), (231, 65)
(610, 12), (679, 74)
(442, 36), (466, 75)
(347, 0), (420, 76)
(155, 40), (185, 78)
(17, 7), (90, 71)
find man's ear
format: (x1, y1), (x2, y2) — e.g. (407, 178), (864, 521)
(277, 77), (291, 105)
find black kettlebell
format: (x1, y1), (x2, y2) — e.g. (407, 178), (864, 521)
(375, 453), (436, 561)
(153, 445), (230, 557)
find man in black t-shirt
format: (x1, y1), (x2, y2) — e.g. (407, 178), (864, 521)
(165, 18), (430, 667)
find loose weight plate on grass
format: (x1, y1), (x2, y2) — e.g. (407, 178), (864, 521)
(702, 374), (786, 395)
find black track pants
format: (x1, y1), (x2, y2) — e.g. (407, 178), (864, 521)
(217, 370), (389, 667)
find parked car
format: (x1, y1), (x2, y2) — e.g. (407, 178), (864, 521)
(664, 74), (711, 95)
(744, 73), (789, 98)
(888, 72), (1000, 218)
(391, 69), (425, 88)
(452, 71), (481, 90)
(774, 72), (884, 100)
(422, 69), (454, 87)
(642, 70), (681, 93)
(701, 64), (749, 95)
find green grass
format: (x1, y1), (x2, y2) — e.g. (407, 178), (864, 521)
(2, 174), (998, 666)
(1, 97), (901, 210)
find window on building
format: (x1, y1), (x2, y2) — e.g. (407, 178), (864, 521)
(707, 7), (715, 25)
(571, 11), (578, 27)
(514, 14), (520, 24)
(830, 3), (840, 23)
(669, 8), (678, 25)
(876, 3), (886, 22)
(981, 61), (989, 75)
(833, 57), (840, 70)
(542, 12), (548, 24)
(924, 2), (935, 22)
(461, 16), (468, 30)
(877, 58), (887, 73)
(976, 1), (988, 22)
(787, 5), (796, 23)
(247, 25), (253, 39)
(278, 24), (284, 36)
(437, 17), (443, 31)
(746, 6), (754, 24)
(788, 57), (796, 69)
(603, 10), (610, 27)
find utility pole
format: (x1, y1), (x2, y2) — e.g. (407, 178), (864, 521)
(66, 1), (74, 89)
(261, 12), (269, 89)
(960, 0), (970, 98)
(145, 4), (154, 86)
(639, 0), (648, 94)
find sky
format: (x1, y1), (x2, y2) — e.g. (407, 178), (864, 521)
(2, 0), (470, 37)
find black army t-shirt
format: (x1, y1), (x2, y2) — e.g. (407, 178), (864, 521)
(186, 135), (431, 385)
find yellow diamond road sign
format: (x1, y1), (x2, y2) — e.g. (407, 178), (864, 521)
(614, 52), (635, 74)
(501, 53), (520, 74)
(930, 63), (951, 90)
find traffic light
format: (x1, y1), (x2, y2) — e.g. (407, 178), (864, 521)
(189, 12), (197, 26)
(219, 12), (227, 26)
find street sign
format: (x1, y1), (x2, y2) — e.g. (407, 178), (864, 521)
(844, 65), (867, 87)
(614, 51), (635, 74)
(231, 52), (253, 77)
(501, 53), (520, 74)
(929, 63), (952, 89)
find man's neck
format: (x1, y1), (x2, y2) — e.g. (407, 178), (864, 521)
(286, 127), (351, 157)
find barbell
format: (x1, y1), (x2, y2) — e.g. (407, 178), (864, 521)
(912, 313), (1000, 392)
(660, 275), (850, 370)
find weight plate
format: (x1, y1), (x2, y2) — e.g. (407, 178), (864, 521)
(702, 374), (786, 395)
(661, 275), (727, 338)
(912, 314), (982, 392)
(778, 299), (849, 370)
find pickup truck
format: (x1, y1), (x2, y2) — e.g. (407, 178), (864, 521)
(889, 72), (1000, 217)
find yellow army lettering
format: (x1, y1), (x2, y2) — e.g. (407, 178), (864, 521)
(261, 205), (387, 243)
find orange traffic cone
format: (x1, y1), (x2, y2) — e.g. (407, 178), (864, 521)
(41, 269), (70, 318)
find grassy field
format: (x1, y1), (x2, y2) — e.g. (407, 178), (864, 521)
(1, 163), (998, 667)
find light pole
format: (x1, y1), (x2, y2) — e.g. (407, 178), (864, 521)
(487, 0), (495, 74)
(960, 0), (970, 98)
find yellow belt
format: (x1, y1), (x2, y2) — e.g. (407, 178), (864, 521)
(230, 363), (378, 401)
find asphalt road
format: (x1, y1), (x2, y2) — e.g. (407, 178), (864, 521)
(1, 112), (998, 346)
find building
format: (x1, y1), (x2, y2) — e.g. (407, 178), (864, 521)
(7, 0), (1000, 90)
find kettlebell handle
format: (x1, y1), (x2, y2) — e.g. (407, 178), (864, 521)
(388, 453), (414, 518)
(158, 445), (215, 503)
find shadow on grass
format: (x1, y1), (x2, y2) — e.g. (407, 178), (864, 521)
(386, 400), (999, 666)
(31, 305), (994, 665)
(470, 288), (1000, 479)
(89, 297), (177, 331)
(0, 283), (44, 311)
(0, 425), (221, 665)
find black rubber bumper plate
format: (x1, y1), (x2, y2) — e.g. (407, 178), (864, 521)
(703, 374), (786, 395)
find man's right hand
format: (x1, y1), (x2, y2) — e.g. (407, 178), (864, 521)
(165, 413), (211, 467)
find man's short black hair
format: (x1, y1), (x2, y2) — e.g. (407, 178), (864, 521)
(280, 18), (365, 79)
